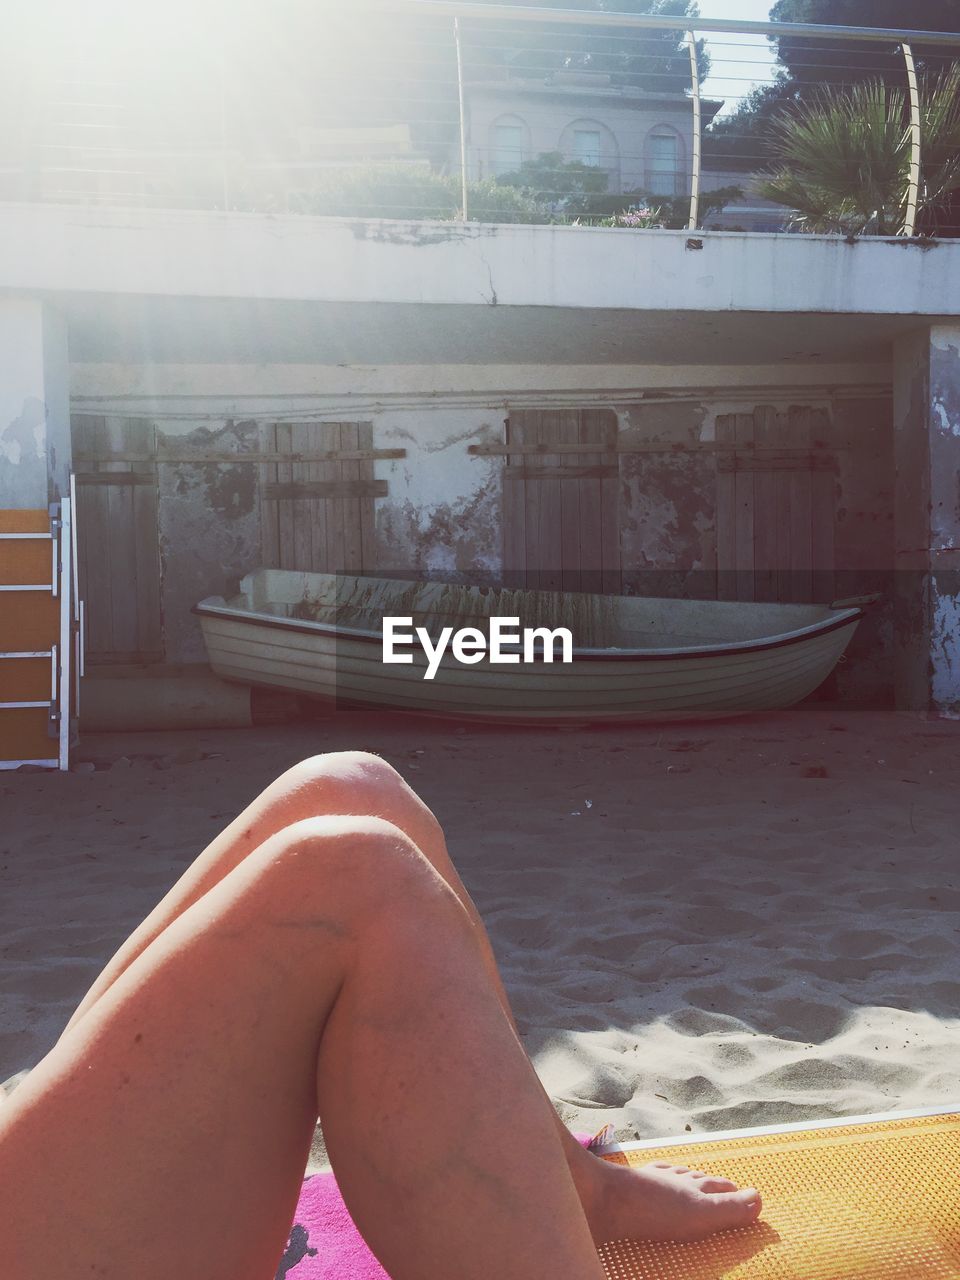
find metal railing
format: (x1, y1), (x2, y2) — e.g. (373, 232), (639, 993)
(3, 1), (960, 236)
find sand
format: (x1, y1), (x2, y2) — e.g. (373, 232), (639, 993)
(2, 708), (960, 1155)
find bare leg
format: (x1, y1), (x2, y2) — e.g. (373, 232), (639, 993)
(61, 752), (761, 1245)
(0, 816), (607, 1280)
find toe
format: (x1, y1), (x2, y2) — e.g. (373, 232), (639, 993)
(698, 1176), (738, 1193)
(667, 1187), (764, 1242)
(709, 1188), (763, 1229)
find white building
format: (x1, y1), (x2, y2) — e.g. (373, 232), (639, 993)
(463, 73), (721, 199)
(1, 205), (959, 726)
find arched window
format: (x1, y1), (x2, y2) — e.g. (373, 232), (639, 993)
(489, 114), (529, 177)
(645, 126), (685, 198)
(559, 119), (621, 191)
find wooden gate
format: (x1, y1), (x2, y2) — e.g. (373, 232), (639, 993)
(501, 408), (621, 593)
(260, 422), (389, 574)
(716, 407), (836, 603)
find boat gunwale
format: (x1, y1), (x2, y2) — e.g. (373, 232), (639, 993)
(193, 597), (863, 664)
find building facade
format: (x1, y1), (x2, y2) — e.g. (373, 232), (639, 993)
(463, 74), (718, 199)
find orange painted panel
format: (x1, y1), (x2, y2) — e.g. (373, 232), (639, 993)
(0, 510), (49, 534)
(0, 708), (54, 763)
(0, 593), (58, 650)
(0, 658), (50, 703)
(0, 540), (52, 586)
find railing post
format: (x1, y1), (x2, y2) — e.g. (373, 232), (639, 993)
(218, 15), (230, 212)
(902, 41), (921, 237)
(687, 30), (702, 231)
(454, 17), (470, 221)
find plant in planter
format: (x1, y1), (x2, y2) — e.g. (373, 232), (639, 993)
(610, 205), (663, 228)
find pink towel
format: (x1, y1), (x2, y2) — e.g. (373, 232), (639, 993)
(278, 1171), (388, 1279)
(278, 1133), (602, 1278)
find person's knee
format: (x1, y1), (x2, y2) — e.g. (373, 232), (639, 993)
(285, 752), (442, 845)
(260, 815), (448, 925)
(287, 751), (402, 801)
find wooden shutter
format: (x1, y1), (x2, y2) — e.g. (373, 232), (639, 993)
(502, 408), (621, 593)
(73, 416), (162, 663)
(716, 407), (836, 603)
(260, 421), (384, 574)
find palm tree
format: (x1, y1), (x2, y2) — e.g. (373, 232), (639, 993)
(759, 65), (960, 236)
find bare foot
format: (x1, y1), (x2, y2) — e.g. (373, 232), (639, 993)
(582, 1154), (762, 1244)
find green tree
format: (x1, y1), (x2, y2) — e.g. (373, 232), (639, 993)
(495, 152), (611, 204)
(269, 163), (554, 224)
(704, 0), (960, 213)
(463, 0), (710, 95)
(770, 0), (959, 90)
(758, 66), (960, 235)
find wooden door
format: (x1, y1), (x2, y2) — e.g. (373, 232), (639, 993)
(73, 416), (162, 663)
(260, 422), (384, 574)
(716, 407), (836, 603)
(503, 408), (621, 593)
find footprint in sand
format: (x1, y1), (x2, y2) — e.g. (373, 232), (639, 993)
(694, 1099), (846, 1130)
(653, 1073), (726, 1110)
(665, 1007), (753, 1037)
(559, 1063), (638, 1110)
(829, 928), (906, 958)
(760, 997), (851, 1043)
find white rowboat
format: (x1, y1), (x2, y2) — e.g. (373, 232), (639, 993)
(195, 569), (863, 725)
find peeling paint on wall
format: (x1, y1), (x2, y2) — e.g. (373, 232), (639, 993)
(930, 342), (960, 544)
(157, 420), (262, 662)
(927, 337), (960, 709)
(931, 343), (960, 437)
(620, 451), (716, 597)
(0, 396), (47, 508)
(375, 410), (504, 580)
(349, 221), (500, 247)
(0, 396), (46, 465)
(377, 470), (501, 580)
(931, 578), (960, 717)
(618, 402), (715, 599)
(831, 398), (896, 705)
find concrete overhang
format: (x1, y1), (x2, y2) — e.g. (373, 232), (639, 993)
(61, 295), (915, 368)
(2, 203), (960, 320)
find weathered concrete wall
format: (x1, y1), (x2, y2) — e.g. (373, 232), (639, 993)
(374, 409), (504, 581)
(614, 395), (895, 704)
(831, 398), (896, 705)
(68, 361), (898, 701)
(893, 326), (960, 717)
(618, 401), (717, 600)
(0, 299), (70, 509)
(5, 204), (960, 317)
(930, 331), (960, 714)
(72, 360), (890, 407)
(155, 420), (262, 663)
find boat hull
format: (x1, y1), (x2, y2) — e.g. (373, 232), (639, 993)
(196, 577), (861, 724)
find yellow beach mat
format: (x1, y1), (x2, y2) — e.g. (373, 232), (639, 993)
(595, 1108), (960, 1280)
